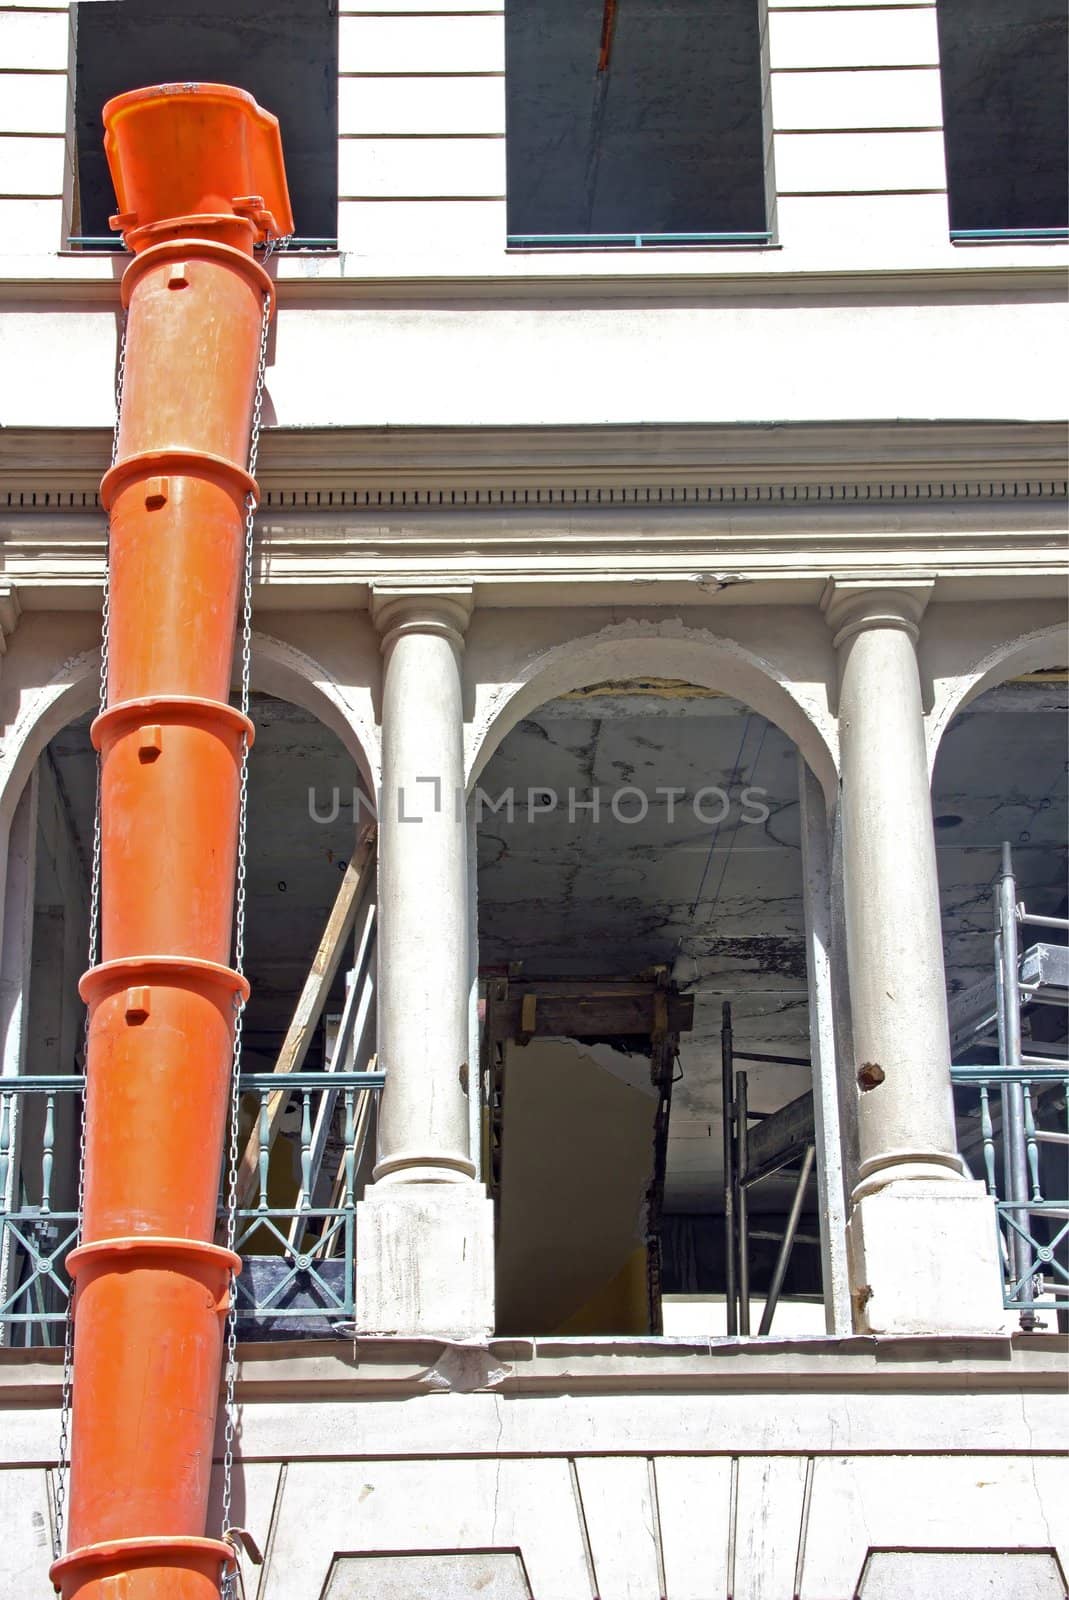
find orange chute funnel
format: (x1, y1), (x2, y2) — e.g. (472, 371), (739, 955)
(49, 85), (293, 1600)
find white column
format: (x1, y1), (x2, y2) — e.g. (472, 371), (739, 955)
(824, 580), (1004, 1334)
(356, 585), (494, 1339)
(797, 756), (851, 1335)
(466, 797), (483, 1182)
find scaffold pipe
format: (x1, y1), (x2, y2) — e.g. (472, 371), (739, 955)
(49, 83), (293, 1600)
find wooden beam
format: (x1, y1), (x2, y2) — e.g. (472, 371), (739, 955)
(499, 986), (693, 1043)
(233, 824), (376, 1208)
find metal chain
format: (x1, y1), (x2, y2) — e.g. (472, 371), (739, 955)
(52, 313), (125, 1565)
(220, 244), (279, 1592)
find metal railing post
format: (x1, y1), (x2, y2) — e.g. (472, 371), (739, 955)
(998, 842), (1033, 1317)
(721, 1002), (738, 1336)
(736, 1069), (750, 1336)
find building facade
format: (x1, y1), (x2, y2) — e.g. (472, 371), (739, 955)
(0, 1), (1067, 1596)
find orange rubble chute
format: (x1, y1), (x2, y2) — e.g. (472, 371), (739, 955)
(49, 84), (293, 1600)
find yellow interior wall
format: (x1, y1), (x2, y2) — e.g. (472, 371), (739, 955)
(552, 1247), (650, 1337)
(494, 1036), (659, 1336)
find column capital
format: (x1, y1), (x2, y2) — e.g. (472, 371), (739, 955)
(820, 578), (934, 649)
(370, 583), (474, 650)
(0, 582), (22, 656)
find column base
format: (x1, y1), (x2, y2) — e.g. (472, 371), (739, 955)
(356, 1181), (495, 1340)
(847, 1180), (1008, 1335)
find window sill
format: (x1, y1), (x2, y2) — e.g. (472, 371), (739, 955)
(950, 229), (1069, 246)
(507, 234), (776, 253)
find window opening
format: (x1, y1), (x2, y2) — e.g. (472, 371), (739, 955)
(936, 0), (1068, 241)
(505, 0), (772, 250)
(71, 0), (338, 251)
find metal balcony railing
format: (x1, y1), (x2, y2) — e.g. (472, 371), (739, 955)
(0, 1069), (383, 1346)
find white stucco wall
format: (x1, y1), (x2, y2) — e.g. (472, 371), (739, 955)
(1, 1340), (1066, 1599)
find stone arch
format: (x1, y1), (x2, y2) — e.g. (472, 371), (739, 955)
(927, 620), (1069, 773)
(467, 618), (838, 801)
(0, 648), (98, 833)
(0, 631), (378, 834)
(245, 631), (378, 795)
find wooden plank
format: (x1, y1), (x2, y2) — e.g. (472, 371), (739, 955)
(234, 825), (376, 1208)
(506, 978), (674, 998)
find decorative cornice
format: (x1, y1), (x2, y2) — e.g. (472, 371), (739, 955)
(1, 422), (1066, 512)
(2, 424), (1064, 608)
(5, 479), (1067, 514)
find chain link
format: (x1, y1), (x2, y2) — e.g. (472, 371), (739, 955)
(53, 313), (125, 1566)
(220, 241), (280, 1592)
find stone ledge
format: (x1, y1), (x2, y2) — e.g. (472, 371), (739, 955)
(1, 1331), (1064, 1403)
(1, 258), (1067, 305)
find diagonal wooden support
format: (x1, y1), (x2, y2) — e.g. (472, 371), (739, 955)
(233, 823), (377, 1208)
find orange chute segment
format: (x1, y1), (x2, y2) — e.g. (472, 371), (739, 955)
(49, 84), (289, 1600)
(104, 82), (294, 248)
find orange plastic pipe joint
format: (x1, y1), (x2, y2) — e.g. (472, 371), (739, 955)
(49, 84), (293, 1600)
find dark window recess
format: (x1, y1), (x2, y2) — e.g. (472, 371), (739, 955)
(936, 0), (1068, 236)
(505, 0), (769, 246)
(72, 0), (338, 248)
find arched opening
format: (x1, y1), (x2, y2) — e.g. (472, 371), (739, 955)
(475, 673), (839, 1339)
(0, 685), (378, 1345)
(933, 664), (1068, 1330)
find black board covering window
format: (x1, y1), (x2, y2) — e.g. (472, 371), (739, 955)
(73, 0), (338, 247)
(936, 0), (1068, 236)
(505, 0), (769, 246)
